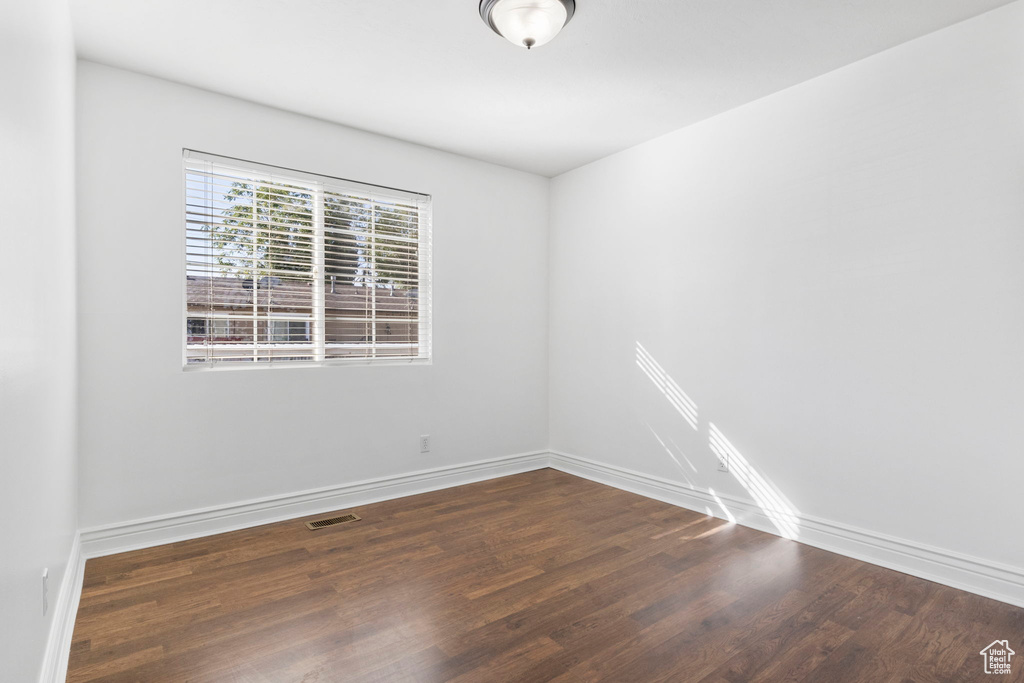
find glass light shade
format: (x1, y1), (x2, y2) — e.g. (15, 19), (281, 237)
(483, 0), (573, 49)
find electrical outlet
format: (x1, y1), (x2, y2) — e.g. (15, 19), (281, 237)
(42, 568), (49, 615)
(420, 435), (430, 453)
(717, 458), (729, 473)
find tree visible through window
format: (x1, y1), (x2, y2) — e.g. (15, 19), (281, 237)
(184, 151), (431, 366)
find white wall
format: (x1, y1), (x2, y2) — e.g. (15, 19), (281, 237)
(76, 62), (548, 528)
(550, 2), (1024, 569)
(0, 0), (79, 680)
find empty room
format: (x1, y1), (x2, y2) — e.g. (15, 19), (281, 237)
(3, 0), (1023, 681)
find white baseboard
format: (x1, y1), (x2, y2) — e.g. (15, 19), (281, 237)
(76, 448), (1024, 610)
(548, 450), (1024, 609)
(80, 450), (550, 558)
(51, 446), (1024, 683)
(39, 532), (85, 683)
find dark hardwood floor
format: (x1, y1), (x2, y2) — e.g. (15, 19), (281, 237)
(67, 469), (1024, 682)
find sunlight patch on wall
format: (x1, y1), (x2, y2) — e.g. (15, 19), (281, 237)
(644, 423), (698, 481)
(709, 423), (800, 540)
(707, 487), (736, 523)
(636, 342), (698, 429)
(633, 341), (801, 542)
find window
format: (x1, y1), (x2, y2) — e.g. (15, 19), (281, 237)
(184, 150), (431, 366)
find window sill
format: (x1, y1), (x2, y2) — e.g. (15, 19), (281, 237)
(182, 356), (432, 372)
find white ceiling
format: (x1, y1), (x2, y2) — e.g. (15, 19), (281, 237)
(71, 0), (1014, 177)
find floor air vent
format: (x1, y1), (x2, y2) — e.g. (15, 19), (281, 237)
(305, 513), (361, 530)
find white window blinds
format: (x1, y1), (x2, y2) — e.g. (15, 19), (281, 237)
(184, 150), (431, 366)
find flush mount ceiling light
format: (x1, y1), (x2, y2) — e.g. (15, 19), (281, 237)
(479, 0), (576, 50)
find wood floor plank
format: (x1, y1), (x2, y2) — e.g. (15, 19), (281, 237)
(66, 469), (1024, 682)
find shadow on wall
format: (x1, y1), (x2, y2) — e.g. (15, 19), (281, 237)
(635, 341), (801, 540)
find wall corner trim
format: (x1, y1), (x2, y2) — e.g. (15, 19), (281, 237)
(547, 449), (1024, 609)
(39, 532), (85, 683)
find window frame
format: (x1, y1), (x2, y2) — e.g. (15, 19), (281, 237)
(181, 150), (432, 370)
